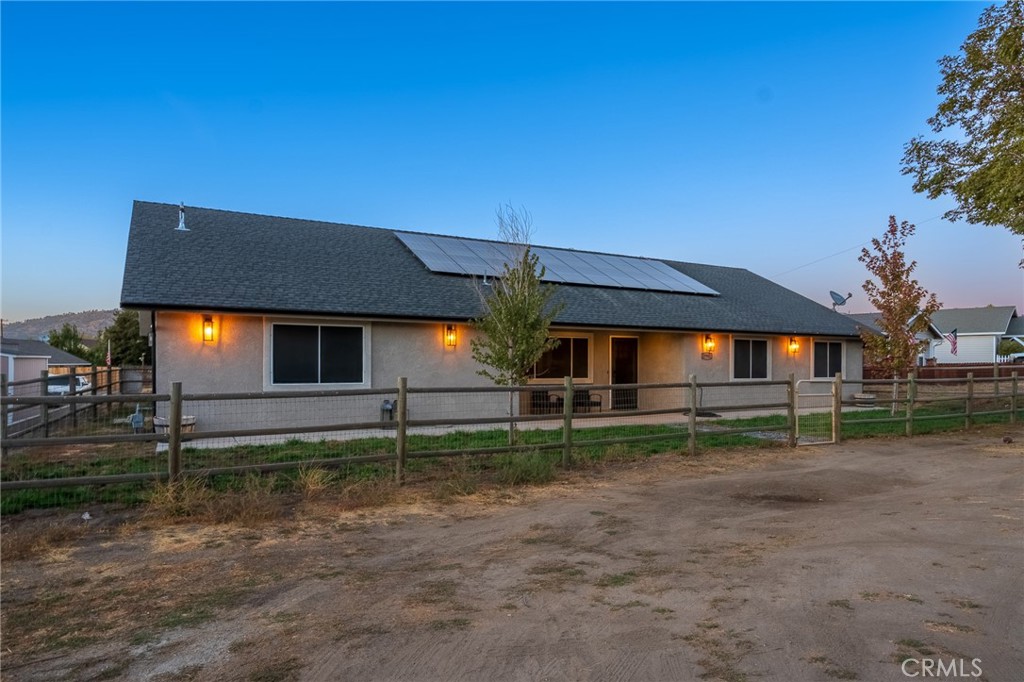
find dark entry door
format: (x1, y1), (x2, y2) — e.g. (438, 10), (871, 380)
(611, 337), (638, 410)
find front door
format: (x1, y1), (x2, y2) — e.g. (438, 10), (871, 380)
(611, 337), (638, 410)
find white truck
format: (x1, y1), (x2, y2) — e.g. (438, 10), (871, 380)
(46, 375), (93, 395)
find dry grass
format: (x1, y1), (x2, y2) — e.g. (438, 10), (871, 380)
(143, 474), (283, 525)
(294, 466), (337, 498)
(0, 521), (88, 561)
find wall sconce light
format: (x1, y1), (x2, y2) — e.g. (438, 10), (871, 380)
(788, 337), (800, 355)
(703, 334), (716, 353)
(444, 324), (457, 349)
(203, 315), (214, 343)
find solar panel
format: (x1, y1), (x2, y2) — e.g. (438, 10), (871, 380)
(394, 232), (719, 296)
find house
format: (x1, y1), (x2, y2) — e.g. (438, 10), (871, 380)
(928, 306), (1020, 364)
(846, 312), (944, 365)
(1, 337), (91, 383)
(1, 337), (91, 426)
(120, 201), (864, 429)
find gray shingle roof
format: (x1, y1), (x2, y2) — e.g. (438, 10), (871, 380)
(0, 337), (91, 365)
(930, 306), (1017, 335)
(121, 201), (862, 337)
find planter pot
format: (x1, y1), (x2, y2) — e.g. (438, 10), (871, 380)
(153, 416), (197, 434)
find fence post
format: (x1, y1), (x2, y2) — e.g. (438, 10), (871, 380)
(1, 373), (8, 459)
(91, 366), (99, 421)
(562, 376), (574, 468)
(168, 381), (182, 481)
(70, 367), (78, 429)
(396, 376), (407, 484)
(106, 365), (113, 419)
(1012, 372), (1018, 424)
(787, 373), (796, 448)
(832, 372), (843, 444)
(965, 372), (974, 428)
(906, 370), (916, 437)
(688, 374), (698, 457)
(993, 361), (999, 397)
(40, 370), (50, 438)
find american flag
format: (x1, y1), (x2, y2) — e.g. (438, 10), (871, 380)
(944, 328), (958, 356)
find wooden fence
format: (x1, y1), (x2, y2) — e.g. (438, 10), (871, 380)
(1, 372), (1019, 498)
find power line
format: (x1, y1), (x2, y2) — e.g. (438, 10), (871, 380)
(771, 214), (946, 278)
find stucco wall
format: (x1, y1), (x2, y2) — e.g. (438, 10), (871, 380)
(154, 311), (864, 431)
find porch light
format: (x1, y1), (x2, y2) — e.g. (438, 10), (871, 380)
(203, 315), (214, 343)
(444, 324), (457, 349)
(788, 337), (800, 354)
(703, 334), (716, 353)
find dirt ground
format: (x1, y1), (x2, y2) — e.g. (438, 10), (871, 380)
(2, 428), (1022, 682)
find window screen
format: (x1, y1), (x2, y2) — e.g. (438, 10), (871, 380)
(734, 339), (768, 379)
(533, 337), (589, 380)
(814, 341), (843, 378)
(273, 324), (363, 384)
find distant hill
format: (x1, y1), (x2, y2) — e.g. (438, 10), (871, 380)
(2, 309), (118, 341)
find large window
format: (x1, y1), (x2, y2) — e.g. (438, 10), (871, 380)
(733, 338), (769, 379)
(532, 336), (590, 381)
(814, 341), (843, 378)
(272, 324), (364, 384)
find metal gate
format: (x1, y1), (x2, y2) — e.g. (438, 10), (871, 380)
(795, 379), (835, 445)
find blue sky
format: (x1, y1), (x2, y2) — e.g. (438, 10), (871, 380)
(2, 1), (1020, 323)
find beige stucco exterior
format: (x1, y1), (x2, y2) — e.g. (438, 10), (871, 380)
(153, 310), (863, 431)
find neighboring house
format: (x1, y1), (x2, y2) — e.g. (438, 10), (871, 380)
(120, 201), (865, 429)
(846, 312), (944, 365)
(929, 306), (1019, 364)
(1, 337), (91, 383)
(1, 337), (91, 426)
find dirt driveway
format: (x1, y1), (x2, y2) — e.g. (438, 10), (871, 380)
(2, 430), (1022, 682)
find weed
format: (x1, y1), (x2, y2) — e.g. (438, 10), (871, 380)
(294, 466), (336, 497)
(828, 599), (853, 610)
(249, 656), (302, 682)
(432, 459), (479, 501)
(595, 571), (638, 588)
(0, 522), (87, 560)
(429, 618), (471, 631)
(494, 449), (559, 486)
(945, 597), (984, 610)
(145, 476), (214, 519)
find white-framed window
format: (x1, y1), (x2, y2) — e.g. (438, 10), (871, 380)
(530, 334), (592, 382)
(813, 340), (843, 378)
(733, 338), (769, 380)
(268, 322), (369, 386)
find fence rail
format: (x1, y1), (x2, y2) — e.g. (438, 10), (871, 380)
(1, 371), (1020, 510)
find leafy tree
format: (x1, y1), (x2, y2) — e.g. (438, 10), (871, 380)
(901, 1), (1024, 235)
(46, 323), (89, 360)
(96, 309), (150, 367)
(470, 205), (563, 442)
(859, 217), (942, 388)
(998, 338), (1024, 356)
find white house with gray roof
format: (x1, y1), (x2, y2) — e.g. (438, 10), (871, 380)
(928, 306), (1020, 364)
(120, 201), (863, 429)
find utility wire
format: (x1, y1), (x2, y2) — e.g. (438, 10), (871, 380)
(771, 214), (946, 278)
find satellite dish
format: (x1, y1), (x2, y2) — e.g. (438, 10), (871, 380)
(829, 291), (852, 311)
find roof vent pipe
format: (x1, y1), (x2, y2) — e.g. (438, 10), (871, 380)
(176, 203), (189, 231)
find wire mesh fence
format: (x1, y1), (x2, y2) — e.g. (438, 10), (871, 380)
(2, 372), (1020, 513)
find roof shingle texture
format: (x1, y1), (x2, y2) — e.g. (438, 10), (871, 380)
(931, 306), (1017, 335)
(121, 201), (862, 337)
